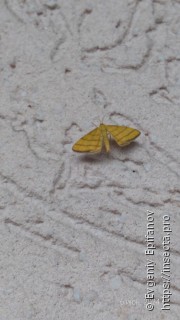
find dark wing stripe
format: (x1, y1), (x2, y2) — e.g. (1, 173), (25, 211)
(107, 126), (126, 133)
(82, 137), (100, 141)
(75, 142), (100, 147)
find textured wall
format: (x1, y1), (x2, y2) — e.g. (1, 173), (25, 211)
(0, 0), (180, 319)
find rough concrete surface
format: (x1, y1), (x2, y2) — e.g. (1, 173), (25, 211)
(0, 0), (180, 319)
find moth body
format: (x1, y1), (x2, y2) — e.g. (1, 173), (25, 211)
(99, 123), (110, 152)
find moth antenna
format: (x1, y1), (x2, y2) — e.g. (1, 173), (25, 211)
(96, 116), (101, 124)
(91, 121), (98, 127)
(100, 114), (108, 124)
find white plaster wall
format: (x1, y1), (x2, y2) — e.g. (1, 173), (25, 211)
(0, 0), (180, 319)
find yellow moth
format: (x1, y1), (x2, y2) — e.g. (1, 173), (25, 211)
(72, 123), (141, 153)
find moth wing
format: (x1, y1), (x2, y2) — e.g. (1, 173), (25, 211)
(72, 127), (103, 153)
(105, 125), (140, 146)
